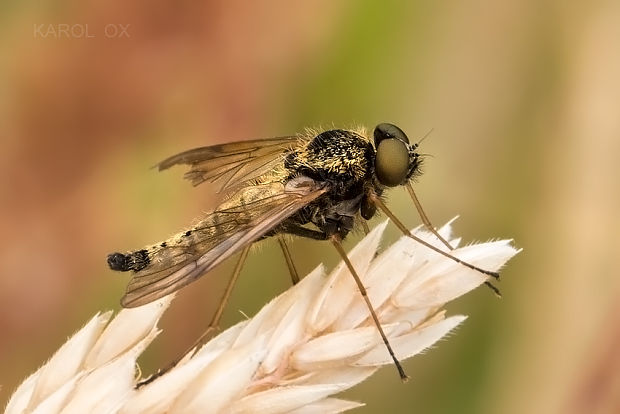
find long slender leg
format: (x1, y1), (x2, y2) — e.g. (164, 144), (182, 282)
(277, 223), (407, 379)
(277, 234), (300, 285)
(405, 182), (453, 250)
(331, 235), (408, 382)
(138, 245), (251, 387)
(482, 279), (502, 297)
(204, 245), (251, 335)
(370, 192), (500, 280)
(404, 183), (501, 296)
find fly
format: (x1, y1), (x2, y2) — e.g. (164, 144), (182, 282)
(108, 123), (500, 381)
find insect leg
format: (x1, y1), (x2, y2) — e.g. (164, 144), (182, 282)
(277, 234), (300, 285)
(369, 192), (501, 283)
(482, 279), (502, 297)
(405, 182), (453, 250)
(204, 244), (251, 335)
(138, 245), (251, 387)
(404, 183), (501, 296)
(331, 235), (409, 381)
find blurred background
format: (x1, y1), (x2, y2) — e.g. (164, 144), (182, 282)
(1, 1), (619, 412)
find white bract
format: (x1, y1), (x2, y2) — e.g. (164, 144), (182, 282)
(6, 220), (519, 414)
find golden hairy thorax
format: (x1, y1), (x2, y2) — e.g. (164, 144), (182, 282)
(282, 127), (373, 184)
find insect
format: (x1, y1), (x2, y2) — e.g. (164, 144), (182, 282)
(108, 123), (500, 381)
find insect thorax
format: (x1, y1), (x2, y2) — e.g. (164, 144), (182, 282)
(282, 129), (382, 238)
(284, 129), (374, 192)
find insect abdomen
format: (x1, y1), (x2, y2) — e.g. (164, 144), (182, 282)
(107, 249), (150, 272)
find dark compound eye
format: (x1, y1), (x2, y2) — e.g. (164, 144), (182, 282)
(373, 123), (410, 147)
(375, 137), (410, 187)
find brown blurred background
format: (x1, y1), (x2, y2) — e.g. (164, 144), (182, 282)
(1, 1), (619, 412)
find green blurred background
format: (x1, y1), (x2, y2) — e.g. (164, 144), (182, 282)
(1, 1), (619, 412)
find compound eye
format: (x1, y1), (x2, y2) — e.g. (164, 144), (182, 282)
(375, 138), (409, 187)
(373, 123), (410, 147)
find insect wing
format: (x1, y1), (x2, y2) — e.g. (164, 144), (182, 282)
(157, 137), (300, 192)
(121, 178), (326, 307)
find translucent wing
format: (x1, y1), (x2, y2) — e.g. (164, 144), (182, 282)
(157, 136), (301, 192)
(119, 178), (327, 307)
